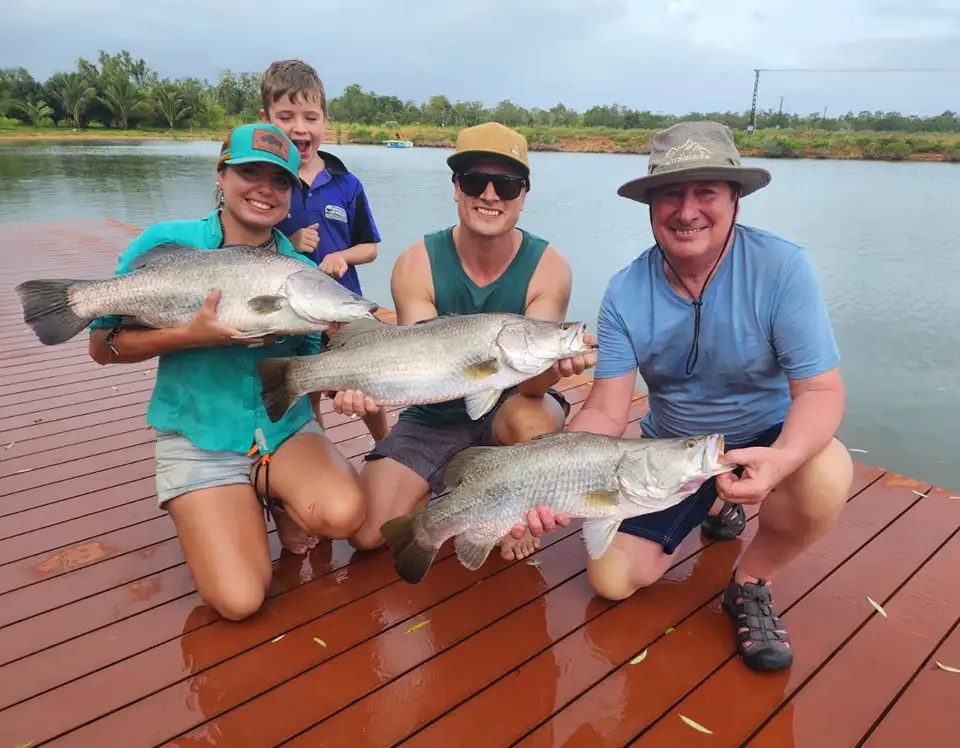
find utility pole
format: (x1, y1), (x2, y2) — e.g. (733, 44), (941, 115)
(748, 68), (760, 134)
(777, 96), (784, 129)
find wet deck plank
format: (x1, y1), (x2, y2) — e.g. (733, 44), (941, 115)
(0, 220), (956, 747)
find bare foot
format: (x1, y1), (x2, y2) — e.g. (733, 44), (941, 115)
(271, 504), (320, 555)
(499, 528), (540, 561)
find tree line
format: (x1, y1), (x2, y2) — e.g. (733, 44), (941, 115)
(2, 49), (958, 134)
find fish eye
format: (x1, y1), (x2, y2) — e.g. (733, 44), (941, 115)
(684, 438), (697, 448)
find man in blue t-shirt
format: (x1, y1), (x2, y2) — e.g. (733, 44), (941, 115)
(533, 121), (853, 673)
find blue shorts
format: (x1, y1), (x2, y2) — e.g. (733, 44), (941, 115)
(618, 422), (784, 553)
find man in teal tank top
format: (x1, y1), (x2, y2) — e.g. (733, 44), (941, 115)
(334, 122), (596, 561)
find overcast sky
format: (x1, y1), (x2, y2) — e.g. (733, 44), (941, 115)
(3, 0), (959, 117)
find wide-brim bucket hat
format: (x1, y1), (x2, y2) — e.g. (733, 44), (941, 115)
(617, 120), (771, 204)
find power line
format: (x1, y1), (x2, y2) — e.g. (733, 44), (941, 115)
(746, 67), (960, 132)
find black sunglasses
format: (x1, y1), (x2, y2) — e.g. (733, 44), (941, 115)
(454, 171), (528, 201)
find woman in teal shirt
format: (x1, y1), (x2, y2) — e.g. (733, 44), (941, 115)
(88, 123), (367, 621)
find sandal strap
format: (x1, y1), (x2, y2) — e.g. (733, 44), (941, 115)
(701, 501), (746, 541)
(723, 574), (793, 671)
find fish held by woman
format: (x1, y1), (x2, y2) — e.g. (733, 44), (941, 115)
(255, 312), (596, 422)
(379, 430), (735, 584)
(14, 242), (379, 345)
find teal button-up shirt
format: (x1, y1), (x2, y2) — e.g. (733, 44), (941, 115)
(90, 210), (325, 455)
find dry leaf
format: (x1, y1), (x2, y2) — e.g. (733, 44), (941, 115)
(629, 649), (648, 665)
(271, 634), (285, 643)
(848, 448), (868, 454)
(404, 620), (431, 634)
(679, 714), (713, 734)
(526, 560), (541, 567)
(14, 468), (33, 474)
(935, 661), (960, 673)
(664, 627), (676, 635)
(912, 490), (929, 499)
(112, 386), (118, 391)
(866, 596), (887, 617)
(4, 441), (14, 449)
(15, 742), (35, 748)
(313, 637), (327, 647)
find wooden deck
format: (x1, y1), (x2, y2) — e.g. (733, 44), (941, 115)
(1, 219), (958, 747)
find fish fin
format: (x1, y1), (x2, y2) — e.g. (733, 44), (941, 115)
(325, 317), (388, 350)
(127, 242), (198, 270)
(255, 358), (298, 422)
(461, 360), (500, 380)
(14, 279), (94, 345)
(231, 329), (281, 340)
(442, 446), (497, 489)
(581, 490), (620, 508)
(454, 534), (498, 571)
(379, 513), (439, 584)
(581, 517), (621, 560)
(464, 389), (503, 420)
(247, 295), (288, 314)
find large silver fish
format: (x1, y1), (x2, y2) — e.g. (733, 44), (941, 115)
(379, 430), (735, 584)
(255, 312), (596, 422)
(14, 242), (379, 345)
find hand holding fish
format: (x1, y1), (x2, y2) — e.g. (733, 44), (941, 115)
(320, 252), (349, 278)
(507, 505), (572, 541)
(550, 331), (598, 378)
(331, 388), (381, 418)
(182, 289), (260, 346)
(715, 446), (793, 504)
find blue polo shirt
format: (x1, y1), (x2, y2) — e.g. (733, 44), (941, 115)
(88, 210), (325, 455)
(276, 150), (381, 296)
(594, 224), (840, 446)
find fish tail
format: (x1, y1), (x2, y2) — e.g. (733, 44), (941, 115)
(379, 512), (439, 584)
(14, 279), (93, 345)
(255, 358), (298, 422)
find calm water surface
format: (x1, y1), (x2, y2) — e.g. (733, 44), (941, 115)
(1, 139), (958, 491)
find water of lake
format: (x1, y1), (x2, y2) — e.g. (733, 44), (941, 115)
(1, 139), (958, 491)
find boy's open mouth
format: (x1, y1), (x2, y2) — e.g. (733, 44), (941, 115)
(292, 139), (312, 158)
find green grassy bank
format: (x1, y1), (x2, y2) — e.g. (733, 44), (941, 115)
(3, 122), (960, 162)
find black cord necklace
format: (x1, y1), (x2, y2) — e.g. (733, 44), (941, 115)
(216, 209), (277, 250)
(655, 214), (737, 376)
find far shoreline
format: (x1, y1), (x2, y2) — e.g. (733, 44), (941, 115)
(2, 124), (959, 163)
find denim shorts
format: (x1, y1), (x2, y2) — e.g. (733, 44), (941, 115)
(618, 422), (784, 553)
(153, 419), (324, 508)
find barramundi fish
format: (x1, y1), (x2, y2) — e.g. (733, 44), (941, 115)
(14, 242), (379, 345)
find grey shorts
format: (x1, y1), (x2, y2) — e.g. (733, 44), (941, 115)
(153, 419), (324, 508)
(364, 387), (571, 497)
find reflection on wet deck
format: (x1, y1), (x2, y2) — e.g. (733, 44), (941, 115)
(1, 220), (958, 747)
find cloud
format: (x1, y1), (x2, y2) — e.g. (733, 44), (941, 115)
(1, 0), (957, 116)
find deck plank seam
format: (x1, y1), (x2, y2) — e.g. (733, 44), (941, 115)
(164, 524), (719, 748)
(855, 614), (960, 748)
(620, 482), (933, 746)
(745, 519), (960, 748)
(496, 469), (889, 747)
(39, 524), (582, 744)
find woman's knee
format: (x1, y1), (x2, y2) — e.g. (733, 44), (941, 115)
(201, 579), (267, 621)
(285, 477), (367, 538)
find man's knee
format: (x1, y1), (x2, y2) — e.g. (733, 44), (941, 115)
(493, 392), (566, 446)
(349, 457), (431, 551)
(780, 438), (853, 518)
(201, 580), (267, 622)
(586, 536), (669, 601)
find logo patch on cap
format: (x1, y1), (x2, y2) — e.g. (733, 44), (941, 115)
(252, 128), (290, 161)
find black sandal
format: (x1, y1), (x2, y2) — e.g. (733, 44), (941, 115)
(701, 501), (746, 541)
(722, 572), (793, 672)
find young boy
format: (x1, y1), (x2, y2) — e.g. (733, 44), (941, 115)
(259, 58), (389, 443)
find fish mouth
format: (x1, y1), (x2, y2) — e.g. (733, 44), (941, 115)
(562, 321), (594, 352)
(702, 433), (734, 475)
